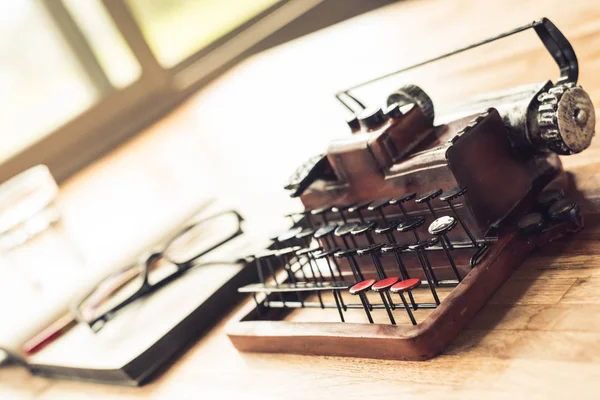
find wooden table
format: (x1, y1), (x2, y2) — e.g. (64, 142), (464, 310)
(3, 0), (600, 397)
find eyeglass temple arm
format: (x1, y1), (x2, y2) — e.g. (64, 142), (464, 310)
(335, 17), (578, 113)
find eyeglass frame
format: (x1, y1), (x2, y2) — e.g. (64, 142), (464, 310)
(70, 209), (245, 332)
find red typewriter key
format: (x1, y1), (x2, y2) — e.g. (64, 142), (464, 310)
(349, 279), (376, 323)
(371, 277), (400, 324)
(391, 277), (421, 291)
(391, 278), (422, 325)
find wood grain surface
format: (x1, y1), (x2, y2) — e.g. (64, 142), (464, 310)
(2, 0), (600, 398)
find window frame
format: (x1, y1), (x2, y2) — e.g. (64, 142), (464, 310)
(0, 0), (322, 183)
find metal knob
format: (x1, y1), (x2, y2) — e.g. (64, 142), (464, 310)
(517, 212), (546, 235)
(536, 83), (596, 155)
(548, 198), (581, 224)
(358, 107), (387, 130)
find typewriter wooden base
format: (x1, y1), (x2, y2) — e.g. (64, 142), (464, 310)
(228, 221), (577, 360)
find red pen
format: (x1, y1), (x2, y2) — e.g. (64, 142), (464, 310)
(22, 313), (76, 356)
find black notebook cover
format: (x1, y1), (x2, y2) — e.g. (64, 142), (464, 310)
(23, 223), (262, 385)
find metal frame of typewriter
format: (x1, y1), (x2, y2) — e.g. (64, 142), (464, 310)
(227, 18), (592, 360)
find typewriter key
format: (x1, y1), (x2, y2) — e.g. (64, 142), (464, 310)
(368, 197), (392, 223)
(375, 219), (401, 243)
(313, 248), (342, 281)
(357, 244), (394, 309)
(357, 244), (386, 279)
(390, 278), (422, 325)
(348, 201), (372, 223)
(295, 209), (315, 229)
(311, 205), (333, 225)
(428, 215), (457, 236)
(309, 249), (346, 314)
(277, 246), (305, 283)
(374, 219), (401, 237)
(548, 198), (581, 224)
(376, 220), (409, 278)
(381, 241), (410, 279)
(381, 243), (416, 307)
(275, 227), (303, 248)
(409, 238), (441, 303)
(314, 224), (339, 250)
(349, 279), (376, 323)
(311, 248), (346, 315)
(277, 247), (303, 278)
(429, 216), (462, 282)
(284, 211), (307, 226)
(517, 212), (546, 235)
(295, 227), (317, 247)
(331, 203), (355, 223)
(296, 248), (323, 282)
(439, 187), (478, 247)
(335, 248), (364, 281)
(416, 189), (443, 219)
(351, 221), (378, 245)
(371, 277), (400, 324)
(397, 216), (426, 242)
(334, 222), (359, 248)
(389, 193), (417, 218)
(381, 243), (409, 254)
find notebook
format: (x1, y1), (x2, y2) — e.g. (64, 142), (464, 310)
(0, 200), (267, 385)
(25, 231), (262, 385)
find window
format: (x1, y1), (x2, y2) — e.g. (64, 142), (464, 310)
(0, 0), (323, 184)
(127, 0), (282, 67)
(63, 0), (142, 88)
(0, 1), (98, 163)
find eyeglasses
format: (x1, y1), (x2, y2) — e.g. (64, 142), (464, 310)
(71, 210), (244, 332)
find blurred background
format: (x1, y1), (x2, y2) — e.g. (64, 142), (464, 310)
(0, 0), (396, 184)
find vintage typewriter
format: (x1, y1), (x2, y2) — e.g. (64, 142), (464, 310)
(227, 18), (595, 360)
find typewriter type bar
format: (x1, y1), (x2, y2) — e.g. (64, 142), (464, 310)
(228, 18), (593, 361)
